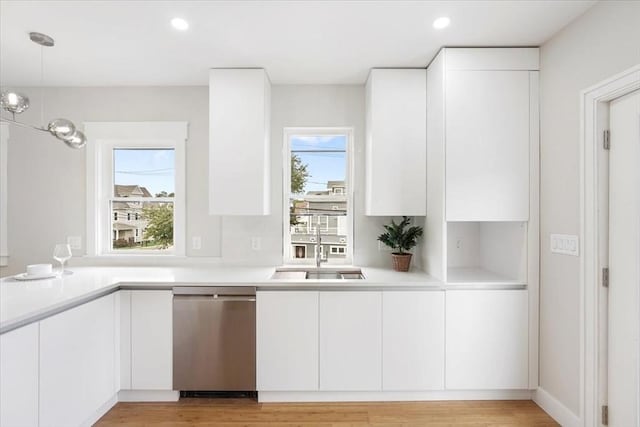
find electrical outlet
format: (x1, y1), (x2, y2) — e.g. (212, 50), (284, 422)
(67, 236), (82, 250)
(192, 236), (202, 250)
(550, 234), (579, 256)
(251, 237), (261, 251)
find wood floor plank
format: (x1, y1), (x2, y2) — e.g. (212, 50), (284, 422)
(95, 399), (558, 426)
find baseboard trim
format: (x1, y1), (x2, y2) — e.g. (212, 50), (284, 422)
(81, 394), (117, 427)
(118, 390), (180, 402)
(533, 387), (581, 427)
(258, 389), (534, 403)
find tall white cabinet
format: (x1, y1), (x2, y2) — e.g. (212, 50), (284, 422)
(365, 68), (427, 216)
(426, 47), (539, 390)
(209, 68), (271, 215)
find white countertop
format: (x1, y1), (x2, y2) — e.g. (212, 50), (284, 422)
(0, 265), (442, 333)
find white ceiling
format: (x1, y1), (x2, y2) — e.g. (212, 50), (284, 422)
(0, 0), (595, 86)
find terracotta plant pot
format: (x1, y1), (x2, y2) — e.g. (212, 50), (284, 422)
(391, 253), (412, 272)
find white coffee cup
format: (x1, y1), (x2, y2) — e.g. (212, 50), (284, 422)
(26, 264), (53, 276)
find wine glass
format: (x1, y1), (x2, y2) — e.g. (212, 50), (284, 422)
(53, 243), (72, 275)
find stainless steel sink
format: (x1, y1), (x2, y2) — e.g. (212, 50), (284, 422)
(271, 268), (365, 280)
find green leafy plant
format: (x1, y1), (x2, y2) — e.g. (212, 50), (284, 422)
(377, 216), (423, 254)
(143, 204), (174, 249)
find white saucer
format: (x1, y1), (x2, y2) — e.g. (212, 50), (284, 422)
(14, 272), (61, 281)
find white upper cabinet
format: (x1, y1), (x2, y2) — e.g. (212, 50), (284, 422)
(209, 68), (271, 215)
(429, 48), (538, 222)
(365, 69), (426, 216)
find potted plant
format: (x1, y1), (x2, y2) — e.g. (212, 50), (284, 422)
(377, 216), (423, 272)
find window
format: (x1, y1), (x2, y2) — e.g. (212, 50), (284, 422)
(330, 246), (346, 255)
(294, 245), (306, 259)
(110, 148), (176, 252)
(284, 128), (353, 264)
(85, 122), (186, 256)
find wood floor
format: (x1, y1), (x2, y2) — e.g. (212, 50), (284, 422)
(95, 398), (559, 426)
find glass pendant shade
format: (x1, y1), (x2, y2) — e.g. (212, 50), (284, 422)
(62, 130), (87, 149)
(0, 91), (30, 114)
(47, 118), (76, 139)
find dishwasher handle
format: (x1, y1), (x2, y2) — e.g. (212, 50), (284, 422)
(174, 294), (256, 302)
(172, 286), (256, 297)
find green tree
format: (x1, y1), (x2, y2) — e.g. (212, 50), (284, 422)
(291, 154), (310, 194)
(290, 154), (310, 226)
(143, 204), (174, 249)
(155, 191), (175, 197)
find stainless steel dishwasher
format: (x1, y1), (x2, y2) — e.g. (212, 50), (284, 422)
(172, 286), (256, 391)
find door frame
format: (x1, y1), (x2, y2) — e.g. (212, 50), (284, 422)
(580, 64), (640, 427)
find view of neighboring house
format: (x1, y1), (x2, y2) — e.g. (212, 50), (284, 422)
(291, 181), (347, 260)
(112, 185), (151, 246)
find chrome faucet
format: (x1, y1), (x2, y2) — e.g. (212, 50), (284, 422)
(315, 226), (326, 268)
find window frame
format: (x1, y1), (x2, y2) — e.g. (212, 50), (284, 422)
(283, 127), (354, 265)
(85, 122), (187, 257)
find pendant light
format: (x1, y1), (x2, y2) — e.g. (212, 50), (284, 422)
(0, 32), (86, 149)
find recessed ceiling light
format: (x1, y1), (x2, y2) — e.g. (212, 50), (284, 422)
(171, 17), (189, 31)
(433, 16), (451, 30)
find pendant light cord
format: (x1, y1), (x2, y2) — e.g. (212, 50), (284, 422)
(40, 45), (44, 127)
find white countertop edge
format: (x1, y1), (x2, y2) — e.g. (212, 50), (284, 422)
(0, 265), (526, 335)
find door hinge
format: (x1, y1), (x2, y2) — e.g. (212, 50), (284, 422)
(603, 268), (609, 288)
(602, 405), (609, 425)
(604, 130), (611, 150)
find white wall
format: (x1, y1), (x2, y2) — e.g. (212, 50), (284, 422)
(539, 0), (640, 415)
(2, 86), (220, 276)
(1, 85), (417, 275)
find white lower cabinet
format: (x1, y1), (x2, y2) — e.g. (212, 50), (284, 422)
(0, 323), (39, 427)
(39, 293), (116, 427)
(257, 291), (319, 391)
(130, 290), (173, 390)
(382, 291), (445, 391)
(319, 291), (382, 391)
(445, 289), (528, 389)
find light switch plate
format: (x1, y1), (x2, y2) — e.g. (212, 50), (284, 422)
(251, 237), (261, 251)
(550, 234), (579, 256)
(192, 236), (202, 250)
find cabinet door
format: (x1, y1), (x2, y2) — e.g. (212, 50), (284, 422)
(382, 291), (444, 391)
(446, 290), (528, 389)
(40, 294), (116, 427)
(131, 290), (173, 390)
(0, 323), (39, 427)
(319, 292), (382, 391)
(365, 69), (427, 216)
(445, 70), (530, 221)
(209, 68), (271, 215)
(257, 291), (319, 391)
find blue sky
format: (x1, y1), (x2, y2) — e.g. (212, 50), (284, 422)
(291, 135), (346, 193)
(114, 149), (175, 196)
